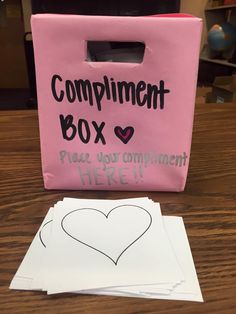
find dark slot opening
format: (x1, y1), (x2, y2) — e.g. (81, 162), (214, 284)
(87, 41), (145, 63)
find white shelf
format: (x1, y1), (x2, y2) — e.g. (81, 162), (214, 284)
(206, 4), (236, 11)
(200, 56), (236, 68)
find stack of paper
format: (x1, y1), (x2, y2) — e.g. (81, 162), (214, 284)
(10, 197), (203, 302)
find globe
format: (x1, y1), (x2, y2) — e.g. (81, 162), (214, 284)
(208, 22), (236, 52)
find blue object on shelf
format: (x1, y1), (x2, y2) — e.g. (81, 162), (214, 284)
(208, 22), (236, 52)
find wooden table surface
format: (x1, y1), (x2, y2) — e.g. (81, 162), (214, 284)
(0, 103), (236, 314)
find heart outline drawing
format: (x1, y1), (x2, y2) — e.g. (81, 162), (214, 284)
(114, 126), (134, 144)
(39, 220), (53, 248)
(61, 205), (152, 265)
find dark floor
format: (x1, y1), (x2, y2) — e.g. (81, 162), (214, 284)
(0, 89), (37, 110)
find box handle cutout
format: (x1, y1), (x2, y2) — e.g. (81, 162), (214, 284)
(86, 41), (145, 63)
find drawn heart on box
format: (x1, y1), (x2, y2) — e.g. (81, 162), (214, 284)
(61, 205), (152, 265)
(114, 126), (134, 144)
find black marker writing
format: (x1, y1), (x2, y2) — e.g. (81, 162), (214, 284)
(52, 75), (170, 111)
(59, 115), (106, 144)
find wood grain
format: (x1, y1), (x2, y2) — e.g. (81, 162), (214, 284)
(0, 104), (236, 313)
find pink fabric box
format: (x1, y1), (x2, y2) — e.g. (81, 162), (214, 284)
(31, 14), (202, 191)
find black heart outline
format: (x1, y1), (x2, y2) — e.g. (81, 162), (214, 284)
(114, 126), (134, 144)
(39, 219), (53, 248)
(61, 205), (152, 265)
